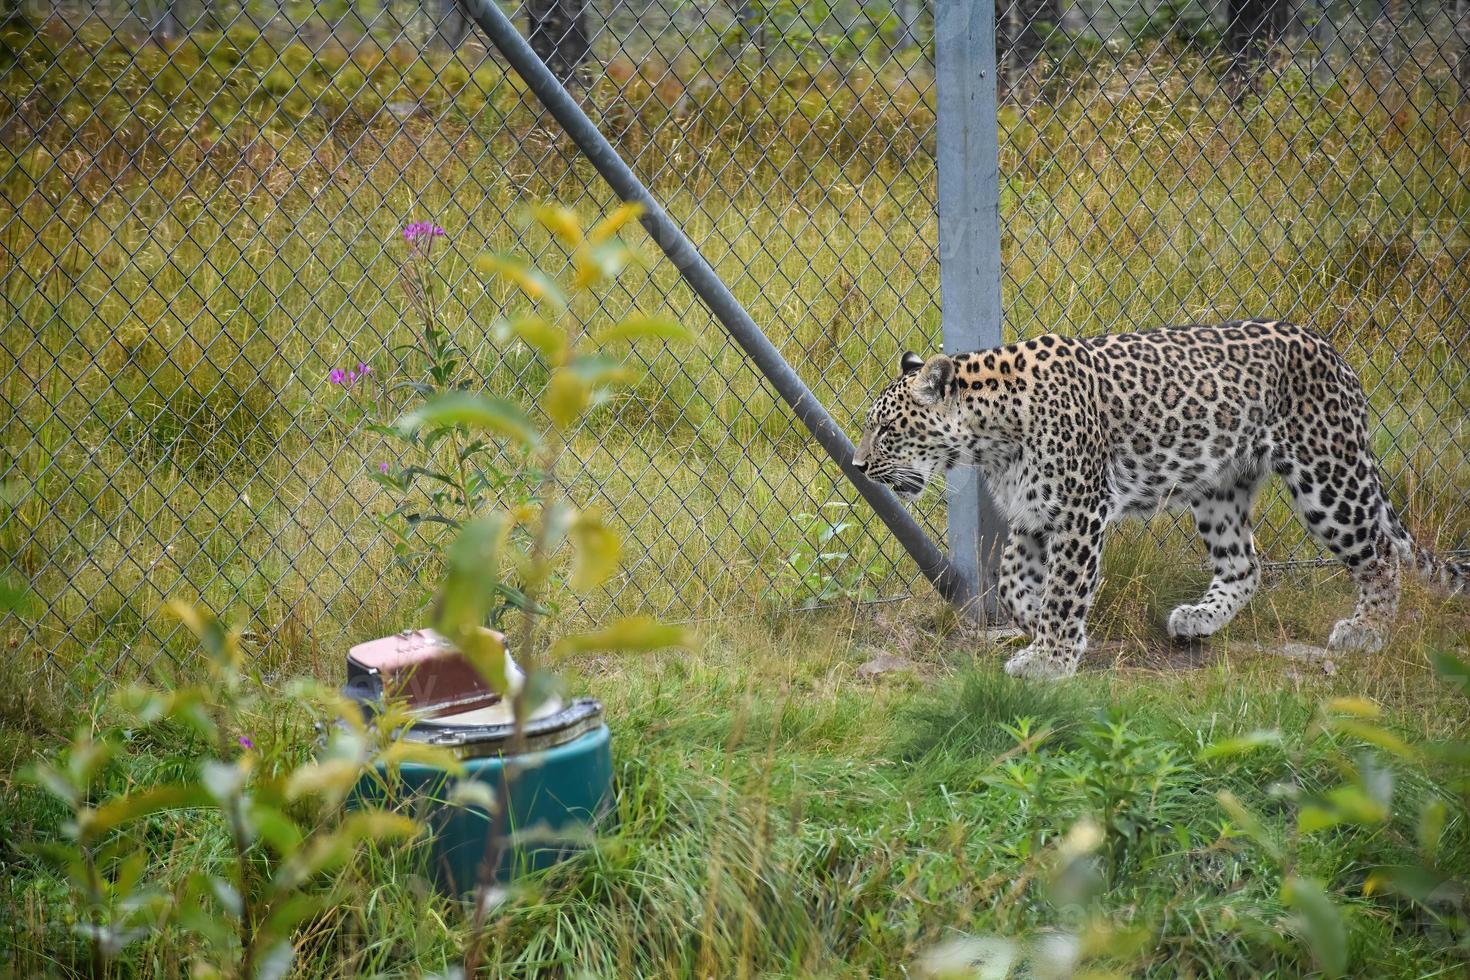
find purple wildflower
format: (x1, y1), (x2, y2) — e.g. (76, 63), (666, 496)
(329, 364), (372, 389)
(403, 221), (447, 244)
(239, 735), (254, 750)
(379, 462), (390, 474)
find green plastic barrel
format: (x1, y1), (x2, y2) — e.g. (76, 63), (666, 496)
(355, 698), (614, 893)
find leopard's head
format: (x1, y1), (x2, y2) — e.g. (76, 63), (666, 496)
(851, 351), (960, 501)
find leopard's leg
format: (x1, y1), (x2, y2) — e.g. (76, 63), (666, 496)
(1324, 541), (1399, 653)
(1004, 505), (1105, 680)
(1274, 435), (1399, 653)
(998, 530), (1046, 634)
(1168, 469), (1264, 640)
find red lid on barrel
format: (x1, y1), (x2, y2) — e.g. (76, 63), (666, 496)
(346, 628), (505, 718)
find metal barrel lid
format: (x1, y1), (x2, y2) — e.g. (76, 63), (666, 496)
(406, 697), (606, 759)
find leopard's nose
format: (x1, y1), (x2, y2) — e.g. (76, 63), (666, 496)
(852, 457), (868, 473)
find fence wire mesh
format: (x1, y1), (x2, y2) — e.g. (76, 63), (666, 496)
(2, 0), (1467, 681)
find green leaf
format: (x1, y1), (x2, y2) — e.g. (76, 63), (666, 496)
(573, 239), (635, 288)
(262, 894), (327, 943)
(586, 201), (644, 244)
(448, 780), (498, 811)
(1298, 804), (1342, 835)
(1324, 696), (1381, 718)
(1364, 864), (1459, 903)
(914, 936), (1017, 980)
(1417, 799), (1447, 862)
(569, 510), (621, 593)
(378, 741), (466, 775)
(113, 685), (173, 723)
(28, 762), (79, 806)
(1323, 782), (1390, 825)
(169, 696), (219, 742)
(396, 392), (538, 447)
(538, 499), (576, 554)
(200, 760), (246, 804)
(396, 466), (459, 489)
(275, 837), (349, 891)
(457, 439), (488, 462)
(1328, 718), (1418, 760)
(530, 202), (583, 246)
(565, 353), (641, 388)
(208, 876), (242, 917)
(594, 314), (696, 347)
(1216, 790), (1282, 863)
(165, 601), (239, 673)
(88, 784), (212, 836)
(474, 253), (567, 308)
(494, 314), (568, 365)
(256, 940), (296, 980)
(1282, 875), (1348, 978)
(249, 803), (304, 855)
(543, 368), (591, 430)
(1430, 650), (1470, 697)
(458, 626), (512, 696)
(0, 575), (32, 614)
(26, 841), (77, 870)
(1423, 739), (1470, 766)
(113, 849), (150, 897)
(285, 759), (364, 802)
(279, 811), (419, 887)
(433, 513), (510, 639)
(179, 874), (236, 947)
(550, 616), (695, 659)
(522, 668), (561, 715)
(66, 735), (114, 788)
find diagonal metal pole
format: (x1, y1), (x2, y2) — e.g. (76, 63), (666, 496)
(456, 0), (975, 608)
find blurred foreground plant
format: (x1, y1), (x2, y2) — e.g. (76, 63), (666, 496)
(1202, 653), (1470, 978)
(396, 202), (698, 975)
(26, 604), (441, 978)
(922, 655), (1470, 979)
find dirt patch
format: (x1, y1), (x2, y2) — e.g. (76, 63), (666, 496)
(856, 652), (916, 679)
(1081, 637), (1219, 673)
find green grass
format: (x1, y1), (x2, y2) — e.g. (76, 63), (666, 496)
(3, 556), (1469, 977)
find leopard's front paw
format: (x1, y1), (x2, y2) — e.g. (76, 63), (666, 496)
(1167, 602), (1226, 640)
(1003, 642), (1079, 680)
(1327, 618), (1384, 653)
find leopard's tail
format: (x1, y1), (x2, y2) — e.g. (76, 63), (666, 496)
(1378, 490), (1469, 594)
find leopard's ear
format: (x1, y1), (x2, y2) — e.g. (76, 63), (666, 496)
(912, 355), (955, 406)
(899, 351), (925, 376)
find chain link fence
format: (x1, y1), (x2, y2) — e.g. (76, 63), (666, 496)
(3, 0), (1467, 681)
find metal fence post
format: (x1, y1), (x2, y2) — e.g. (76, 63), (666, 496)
(936, 0), (1008, 621)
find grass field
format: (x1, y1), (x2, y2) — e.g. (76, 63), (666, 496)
(3, 566), (1469, 977)
(2, 22), (1470, 976)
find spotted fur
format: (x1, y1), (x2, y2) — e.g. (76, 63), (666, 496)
(851, 321), (1467, 679)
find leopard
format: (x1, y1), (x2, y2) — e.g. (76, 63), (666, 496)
(851, 320), (1467, 679)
